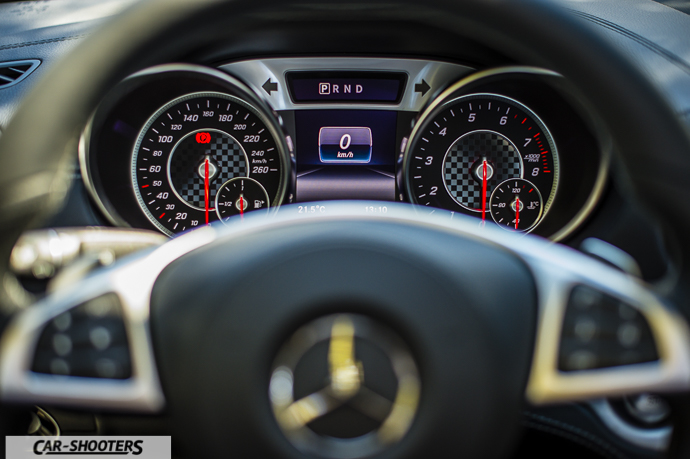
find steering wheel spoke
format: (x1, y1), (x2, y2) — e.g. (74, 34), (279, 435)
(523, 248), (690, 404)
(0, 203), (689, 457)
(0, 227), (217, 412)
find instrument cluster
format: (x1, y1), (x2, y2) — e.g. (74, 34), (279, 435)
(82, 58), (606, 240)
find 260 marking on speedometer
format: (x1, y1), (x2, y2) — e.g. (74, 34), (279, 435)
(132, 92), (286, 235)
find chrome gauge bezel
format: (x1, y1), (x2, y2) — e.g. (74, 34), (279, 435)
(130, 91), (287, 236)
(402, 66), (609, 241)
(430, 92), (560, 224)
(80, 64), (292, 237)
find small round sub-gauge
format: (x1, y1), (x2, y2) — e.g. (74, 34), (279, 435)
(215, 177), (270, 223)
(489, 178), (543, 232)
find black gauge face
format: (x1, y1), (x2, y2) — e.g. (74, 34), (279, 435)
(215, 177), (270, 222)
(132, 92), (286, 235)
(490, 178), (543, 232)
(405, 93), (559, 232)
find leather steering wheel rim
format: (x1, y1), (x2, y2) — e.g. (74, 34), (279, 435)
(0, 0), (689, 456)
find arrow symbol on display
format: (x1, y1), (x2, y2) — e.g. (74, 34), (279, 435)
(414, 79), (431, 96)
(262, 78), (278, 95)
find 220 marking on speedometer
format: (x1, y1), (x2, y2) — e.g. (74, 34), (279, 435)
(132, 92), (284, 235)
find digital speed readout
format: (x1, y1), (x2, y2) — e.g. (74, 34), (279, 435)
(132, 92), (286, 235)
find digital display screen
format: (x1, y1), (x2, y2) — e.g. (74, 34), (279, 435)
(287, 72), (406, 103)
(294, 110), (398, 202)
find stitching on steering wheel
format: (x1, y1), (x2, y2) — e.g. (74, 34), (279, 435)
(566, 9), (690, 77)
(0, 35), (86, 52)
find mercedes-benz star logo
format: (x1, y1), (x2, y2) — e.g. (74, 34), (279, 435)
(269, 314), (421, 458)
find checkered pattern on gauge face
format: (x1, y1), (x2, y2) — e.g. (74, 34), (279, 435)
(169, 133), (248, 209)
(443, 131), (522, 211)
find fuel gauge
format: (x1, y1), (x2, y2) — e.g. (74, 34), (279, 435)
(489, 178), (543, 232)
(215, 177), (270, 223)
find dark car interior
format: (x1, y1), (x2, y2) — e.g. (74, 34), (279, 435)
(1, 0), (690, 458)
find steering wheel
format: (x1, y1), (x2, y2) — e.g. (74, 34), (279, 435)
(1, 0), (690, 458)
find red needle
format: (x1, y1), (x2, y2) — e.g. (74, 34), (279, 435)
(481, 159), (487, 222)
(204, 159), (210, 225)
(239, 194), (245, 220)
(515, 197), (520, 230)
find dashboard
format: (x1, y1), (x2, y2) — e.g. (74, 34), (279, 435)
(3, 1), (690, 458)
(82, 58), (605, 239)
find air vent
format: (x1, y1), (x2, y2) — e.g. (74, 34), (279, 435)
(0, 59), (40, 89)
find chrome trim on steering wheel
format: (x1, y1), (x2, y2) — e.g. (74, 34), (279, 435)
(0, 203), (688, 411)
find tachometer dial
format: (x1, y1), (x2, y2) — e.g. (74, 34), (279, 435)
(405, 93), (558, 232)
(132, 92), (288, 235)
(490, 178), (543, 231)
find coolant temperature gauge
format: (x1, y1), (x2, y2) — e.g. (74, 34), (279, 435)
(215, 177), (270, 223)
(489, 178), (543, 232)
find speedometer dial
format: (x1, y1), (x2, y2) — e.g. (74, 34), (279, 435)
(404, 93), (559, 232)
(132, 92), (288, 235)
